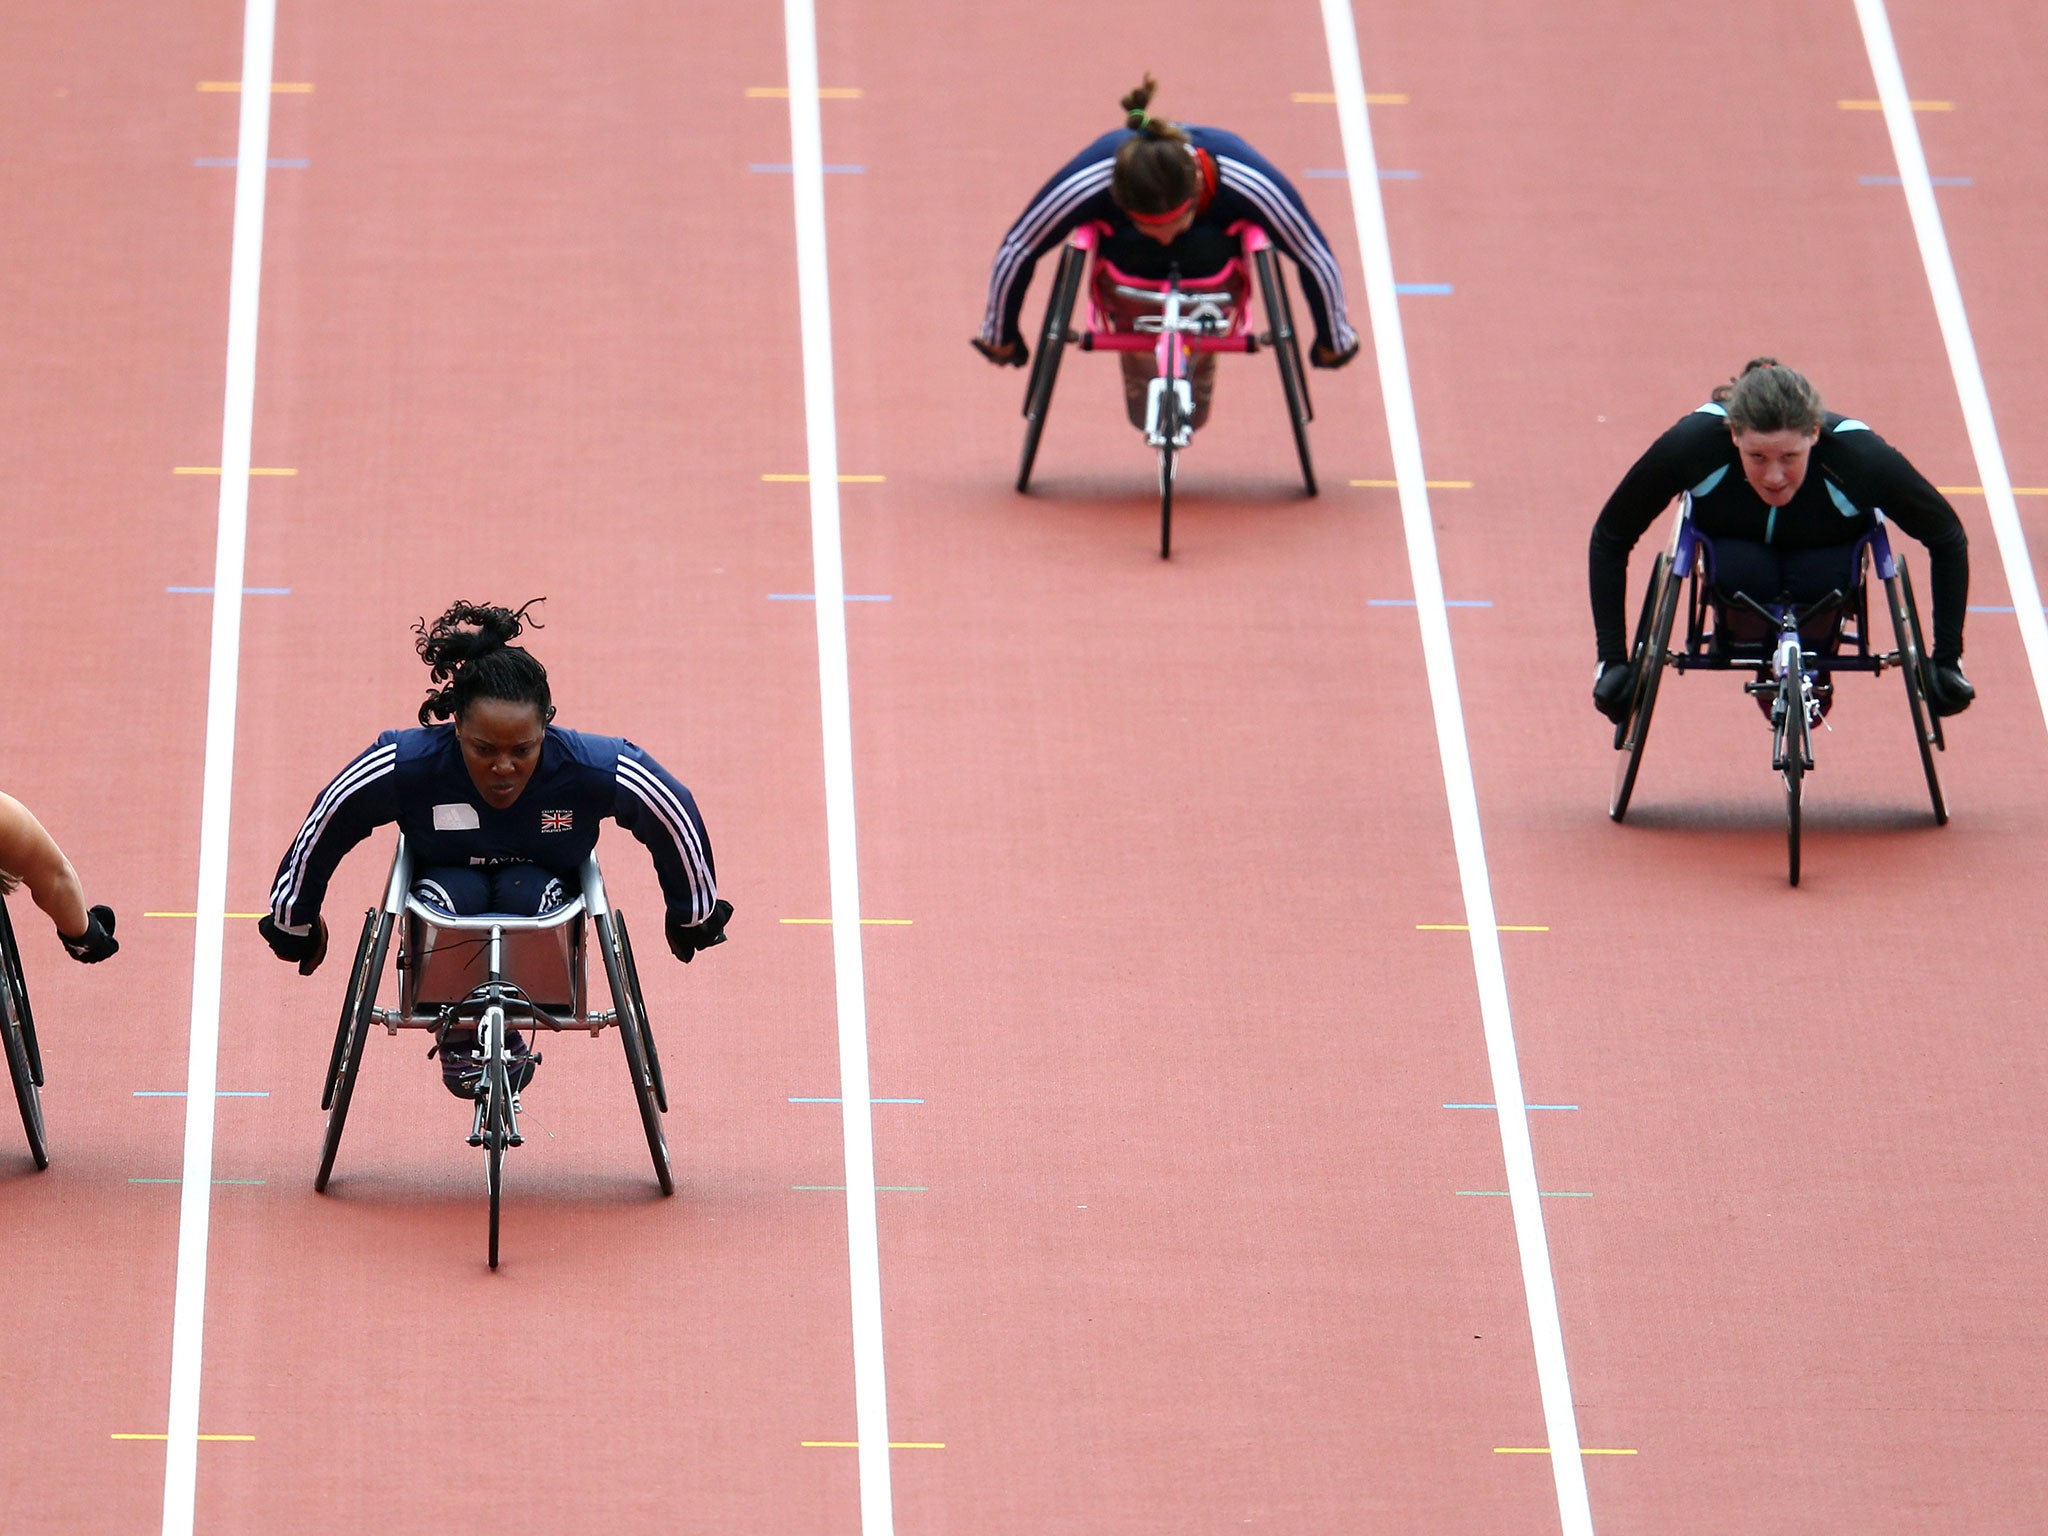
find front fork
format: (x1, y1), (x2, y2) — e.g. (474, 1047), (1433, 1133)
(1144, 333), (1195, 449)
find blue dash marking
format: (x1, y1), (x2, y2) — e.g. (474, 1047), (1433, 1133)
(134, 1091), (270, 1098)
(751, 163), (865, 174)
(166, 586), (292, 595)
(1443, 1102), (1578, 1110)
(1966, 605), (2048, 614)
(767, 593), (892, 602)
(194, 157), (310, 169)
(1369, 598), (1492, 608)
(789, 1096), (924, 1104)
(1303, 168), (1420, 180)
(1395, 282), (1453, 295)
(1860, 174), (1971, 186)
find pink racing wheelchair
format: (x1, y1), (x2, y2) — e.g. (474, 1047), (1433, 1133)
(1014, 220), (1317, 558)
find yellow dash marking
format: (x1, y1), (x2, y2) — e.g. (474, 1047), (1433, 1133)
(1293, 91), (1407, 105)
(112, 1433), (255, 1441)
(747, 86), (863, 99)
(801, 1441), (945, 1449)
(1350, 479), (1473, 489)
(198, 82), (314, 93)
(780, 918), (913, 926)
(1417, 924), (1548, 932)
(1494, 1447), (1637, 1455)
(173, 467), (297, 476)
(1837, 98), (1951, 111)
(1938, 485), (2048, 496)
(144, 912), (266, 920)
(760, 473), (886, 483)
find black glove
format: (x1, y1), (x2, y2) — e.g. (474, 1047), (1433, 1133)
(1310, 339), (1360, 369)
(971, 336), (1029, 368)
(258, 913), (329, 975)
(59, 905), (118, 964)
(1926, 659), (1974, 717)
(666, 899), (733, 963)
(1593, 662), (1635, 724)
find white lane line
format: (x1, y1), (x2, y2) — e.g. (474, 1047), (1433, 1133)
(1852, 0), (2048, 734)
(780, 1), (895, 1531)
(162, 1), (275, 1533)
(1317, 3), (1593, 1532)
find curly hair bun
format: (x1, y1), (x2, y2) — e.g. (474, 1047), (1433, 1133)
(413, 598), (554, 726)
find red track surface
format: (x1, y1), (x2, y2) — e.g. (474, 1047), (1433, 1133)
(1, 2), (2043, 1532)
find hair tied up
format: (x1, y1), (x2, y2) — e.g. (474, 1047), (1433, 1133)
(413, 597), (556, 727)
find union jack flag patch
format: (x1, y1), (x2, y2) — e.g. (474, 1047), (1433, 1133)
(540, 809), (574, 833)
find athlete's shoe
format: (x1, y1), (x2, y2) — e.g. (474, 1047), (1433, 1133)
(435, 1027), (538, 1100)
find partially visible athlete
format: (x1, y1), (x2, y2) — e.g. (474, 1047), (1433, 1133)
(0, 794), (117, 962)
(1590, 358), (1974, 722)
(974, 74), (1359, 429)
(261, 599), (730, 1098)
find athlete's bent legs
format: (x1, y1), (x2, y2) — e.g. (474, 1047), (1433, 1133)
(411, 863), (554, 1097)
(1119, 351), (1218, 430)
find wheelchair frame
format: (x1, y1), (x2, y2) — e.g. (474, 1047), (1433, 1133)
(1014, 219), (1317, 557)
(316, 837), (672, 1263)
(0, 899), (48, 1170)
(1610, 493), (1947, 883)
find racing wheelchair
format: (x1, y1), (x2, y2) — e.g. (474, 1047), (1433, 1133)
(1609, 493), (1947, 885)
(0, 900), (48, 1170)
(1014, 220), (1317, 558)
(317, 837), (671, 1269)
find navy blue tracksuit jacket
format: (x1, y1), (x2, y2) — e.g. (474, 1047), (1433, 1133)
(269, 725), (718, 929)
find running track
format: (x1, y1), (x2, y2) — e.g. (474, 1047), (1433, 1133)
(0, 1), (2043, 1532)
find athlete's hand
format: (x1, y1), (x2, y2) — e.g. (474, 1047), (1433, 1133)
(259, 913), (329, 975)
(1593, 662), (1635, 724)
(1926, 659), (1975, 717)
(1311, 340), (1359, 369)
(59, 905), (118, 964)
(666, 899), (733, 963)
(972, 337), (1028, 368)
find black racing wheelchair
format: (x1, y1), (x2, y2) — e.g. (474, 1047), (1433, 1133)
(1014, 219), (1317, 558)
(0, 899), (48, 1170)
(1610, 493), (1947, 885)
(318, 837), (671, 1269)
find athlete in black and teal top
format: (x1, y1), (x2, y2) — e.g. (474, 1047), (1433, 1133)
(1590, 364), (1973, 721)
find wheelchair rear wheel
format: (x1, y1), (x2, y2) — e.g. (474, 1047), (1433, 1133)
(317, 908), (391, 1192)
(1254, 248), (1316, 496)
(615, 914), (666, 1114)
(1886, 563), (1948, 824)
(1, 903), (43, 1089)
(1017, 245), (1087, 493)
(0, 912), (46, 1170)
(598, 913), (673, 1196)
(1611, 551), (1679, 821)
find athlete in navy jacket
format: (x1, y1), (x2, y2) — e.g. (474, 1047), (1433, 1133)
(1589, 359), (1973, 722)
(975, 76), (1358, 428)
(260, 600), (730, 1096)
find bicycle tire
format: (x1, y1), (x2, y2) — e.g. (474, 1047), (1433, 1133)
(1610, 551), (1679, 821)
(1889, 563), (1948, 823)
(1256, 249), (1316, 495)
(1017, 245), (1086, 492)
(3, 977), (47, 1171)
(615, 913), (666, 1114)
(316, 910), (391, 1192)
(0, 902), (42, 1087)
(598, 914), (672, 1196)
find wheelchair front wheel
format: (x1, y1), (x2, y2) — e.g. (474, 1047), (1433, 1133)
(1887, 563), (1948, 824)
(316, 908), (391, 1193)
(1611, 551), (1679, 821)
(1017, 245), (1087, 493)
(1158, 442), (1176, 559)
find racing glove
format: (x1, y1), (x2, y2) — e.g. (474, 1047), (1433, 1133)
(258, 913), (329, 975)
(59, 905), (118, 964)
(666, 899), (734, 963)
(1593, 662), (1635, 724)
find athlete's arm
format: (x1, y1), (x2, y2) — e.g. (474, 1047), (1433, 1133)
(978, 141), (1120, 353)
(0, 792), (89, 938)
(1836, 430), (1970, 662)
(608, 742), (720, 927)
(1208, 137), (1358, 362)
(268, 737), (403, 932)
(1589, 414), (1725, 663)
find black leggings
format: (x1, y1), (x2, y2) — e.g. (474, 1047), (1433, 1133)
(1709, 539), (1861, 611)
